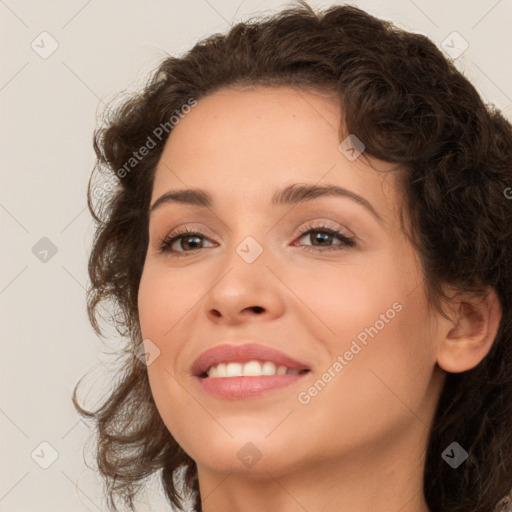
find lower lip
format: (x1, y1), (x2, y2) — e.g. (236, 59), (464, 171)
(195, 373), (309, 399)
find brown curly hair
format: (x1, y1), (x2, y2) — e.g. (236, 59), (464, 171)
(72, 2), (512, 511)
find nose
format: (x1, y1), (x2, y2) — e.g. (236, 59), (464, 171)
(201, 249), (286, 325)
(209, 304), (265, 319)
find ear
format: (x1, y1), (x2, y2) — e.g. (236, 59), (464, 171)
(436, 287), (502, 373)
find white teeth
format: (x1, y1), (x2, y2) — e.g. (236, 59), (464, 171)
(206, 360), (305, 378)
(261, 361), (277, 375)
(242, 361), (262, 376)
(225, 362), (243, 377)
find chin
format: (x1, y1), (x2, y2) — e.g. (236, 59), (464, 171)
(179, 422), (305, 474)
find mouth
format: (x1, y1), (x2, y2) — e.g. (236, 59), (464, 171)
(192, 342), (311, 377)
(191, 343), (311, 399)
(200, 361), (311, 378)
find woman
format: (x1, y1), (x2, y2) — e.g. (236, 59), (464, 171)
(73, 2), (512, 511)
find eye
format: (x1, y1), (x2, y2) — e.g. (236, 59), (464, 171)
(158, 226), (215, 257)
(157, 222), (355, 257)
(293, 222), (355, 252)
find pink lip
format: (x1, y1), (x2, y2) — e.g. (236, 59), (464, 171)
(191, 343), (310, 377)
(197, 374), (308, 399)
(191, 343), (311, 400)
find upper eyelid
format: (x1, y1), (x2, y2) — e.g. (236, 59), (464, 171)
(157, 213), (352, 232)
(162, 220), (349, 238)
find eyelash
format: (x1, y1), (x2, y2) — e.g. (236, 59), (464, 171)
(158, 222), (356, 257)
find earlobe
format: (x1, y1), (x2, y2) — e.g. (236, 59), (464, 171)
(436, 287), (502, 373)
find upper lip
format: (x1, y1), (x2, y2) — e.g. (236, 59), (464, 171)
(191, 343), (310, 377)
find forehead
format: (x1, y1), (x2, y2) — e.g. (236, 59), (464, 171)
(151, 86), (399, 216)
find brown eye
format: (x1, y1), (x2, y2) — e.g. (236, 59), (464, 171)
(294, 224), (355, 252)
(159, 229), (215, 256)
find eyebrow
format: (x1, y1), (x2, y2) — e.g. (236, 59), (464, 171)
(149, 183), (383, 222)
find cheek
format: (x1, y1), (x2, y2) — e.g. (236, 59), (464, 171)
(301, 250), (436, 424)
(137, 267), (187, 404)
(293, 298), (437, 461)
(292, 256), (408, 351)
(137, 264), (209, 452)
(138, 263), (198, 340)
(322, 291), (435, 422)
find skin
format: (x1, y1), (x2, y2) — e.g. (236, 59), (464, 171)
(137, 86), (502, 512)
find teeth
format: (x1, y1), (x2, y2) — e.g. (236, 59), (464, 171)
(206, 360), (304, 378)
(226, 362), (243, 377)
(243, 360), (262, 376)
(262, 361), (277, 375)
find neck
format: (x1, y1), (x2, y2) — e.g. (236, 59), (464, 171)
(195, 420), (431, 512)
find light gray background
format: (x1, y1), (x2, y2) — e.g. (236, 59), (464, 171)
(1, 1), (511, 511)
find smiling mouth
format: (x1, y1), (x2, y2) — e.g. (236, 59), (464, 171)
(201, 360), (311, 378)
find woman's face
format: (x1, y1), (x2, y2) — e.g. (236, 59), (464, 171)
(138, 86), (446, 480)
